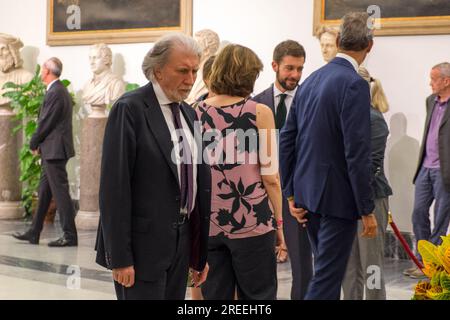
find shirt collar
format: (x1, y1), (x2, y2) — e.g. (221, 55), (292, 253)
(151, 80), (174, 106)
(336, 53), (359, 71)
(273, 83), (297, 99)
(435, 95), (450, 105)
(47, 79), (58, 91)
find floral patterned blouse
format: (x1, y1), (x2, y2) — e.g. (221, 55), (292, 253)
(196, 99), (276, 239)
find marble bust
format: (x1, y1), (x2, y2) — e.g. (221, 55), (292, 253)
(186, 29), (220, 104)
(82, 43), (125, 110)
(316, 26), (339, 63)
(0, 33), (33, 107)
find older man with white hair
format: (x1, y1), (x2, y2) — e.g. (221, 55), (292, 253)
(405, 62), (450, 279)
(95, 33), (211, 300)
(13, 57), (77, 247)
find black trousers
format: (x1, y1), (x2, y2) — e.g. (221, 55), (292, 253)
(282, 196), (313, 300)
(202, 231), (277, 300)
(114, 221), (191, 300)
(31, 159), (77, 240)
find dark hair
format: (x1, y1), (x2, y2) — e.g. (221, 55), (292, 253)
(209, 44), (263, 98)
(338, 12), (374, 51)
(273, 40), (306, 64)
(202, 55), (215, 81)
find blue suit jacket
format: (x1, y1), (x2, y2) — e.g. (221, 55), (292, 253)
(279, 57), (374, 220)
(253, 84), (276, 113)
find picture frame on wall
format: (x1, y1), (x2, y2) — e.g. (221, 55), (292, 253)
(313, 0), (450, 36)
(47, 0), (193, 46)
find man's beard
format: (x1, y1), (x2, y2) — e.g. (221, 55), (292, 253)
(168, 88), (192, 102)
(0, 55), (15, 73)
(277, 72), (299, 91)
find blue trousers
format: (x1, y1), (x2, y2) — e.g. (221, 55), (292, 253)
(412, 166), (450, 260)
(304, 212), (357, 300)
(282, 197), (313, 300)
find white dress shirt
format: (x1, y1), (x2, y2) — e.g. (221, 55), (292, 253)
(152, 81), (198, 213)
(46, 79), (59, 91)
(336, 53), (359, 71)
(273, 84), (298, 118)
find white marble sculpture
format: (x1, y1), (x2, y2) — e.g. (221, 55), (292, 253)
(316, 26), (339, 63)
(82, 43), (125, 114)
(186, 29), (220, 104)
(0, 33), (32, 106)
(0, 33), (32, 219)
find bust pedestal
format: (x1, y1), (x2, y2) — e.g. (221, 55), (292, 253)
(0, 103), (24, 219)
(75, 104), (107, 230)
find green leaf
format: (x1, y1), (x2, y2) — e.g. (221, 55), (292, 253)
(25, 121), (37, 136)
(440, 272), (450, 291)
(431, 271), (441, 287)
(126, 83), (139, 92)
(61, 79), (71, 87)
(2, 64), (45, 217)
(418, 240), (441, 265)
(433, 291), (450, 300)
(2, 81), (20, 89)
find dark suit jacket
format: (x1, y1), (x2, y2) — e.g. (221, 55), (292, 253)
(95, 83), (211, 282)
(253, 84), (276, 114)
(413, 95), (450, 192)
(370, 108), (392, 199)
(30, 80), (75, 160)
(279, 57), (374, 220)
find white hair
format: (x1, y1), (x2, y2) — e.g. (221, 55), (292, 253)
(142, 33), (202, 81)
(44, 57), (63, 77)
(433, 62), (450, 78)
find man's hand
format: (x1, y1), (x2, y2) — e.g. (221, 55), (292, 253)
(112, 265), (135, 288)
(288, 199), (308, 227)
(191, 263), (209, 288)
(361, 213), (378, 238)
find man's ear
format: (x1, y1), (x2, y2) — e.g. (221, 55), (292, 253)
(445, 77), (450, 88)
(272, 61), (278, 73)
(154, 68), (162, 80)
(335, 34), (340, 49)
(366, 40), (374, 54)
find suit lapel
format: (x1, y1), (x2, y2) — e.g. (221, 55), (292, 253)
(268, 84), (276, 115)
(39, 80), (61, 120)
(425, 96), (436, 131)
(180, 103), (195, 134)
(439, 100), (450, 129)
(142, 83), (179, 183)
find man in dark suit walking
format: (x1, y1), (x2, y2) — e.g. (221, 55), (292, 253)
(279, 12), (378, 300)
(13, 57), (77, 247)
(404, 62), (450, 278)
(95, 33), (211, 300)
(253, 40), (313, 300)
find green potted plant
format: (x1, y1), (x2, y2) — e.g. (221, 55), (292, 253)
(2, 65), (72, 219)
(412, 235), (450, 300)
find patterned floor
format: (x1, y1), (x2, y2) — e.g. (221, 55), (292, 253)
(0, 219), (418, 300)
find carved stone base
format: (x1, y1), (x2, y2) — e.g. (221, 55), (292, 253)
(0, 201), (24, 219)
(75, 210), (99, 231)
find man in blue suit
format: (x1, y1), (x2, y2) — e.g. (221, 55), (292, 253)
(253, 40), (313, 300)
(279, 12), (378, 300)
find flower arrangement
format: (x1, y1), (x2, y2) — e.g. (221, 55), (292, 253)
(412, 235), (450, 300)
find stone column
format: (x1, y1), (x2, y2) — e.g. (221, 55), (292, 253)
(75, 104), (107, 230)
(0, 103), (24, 219)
